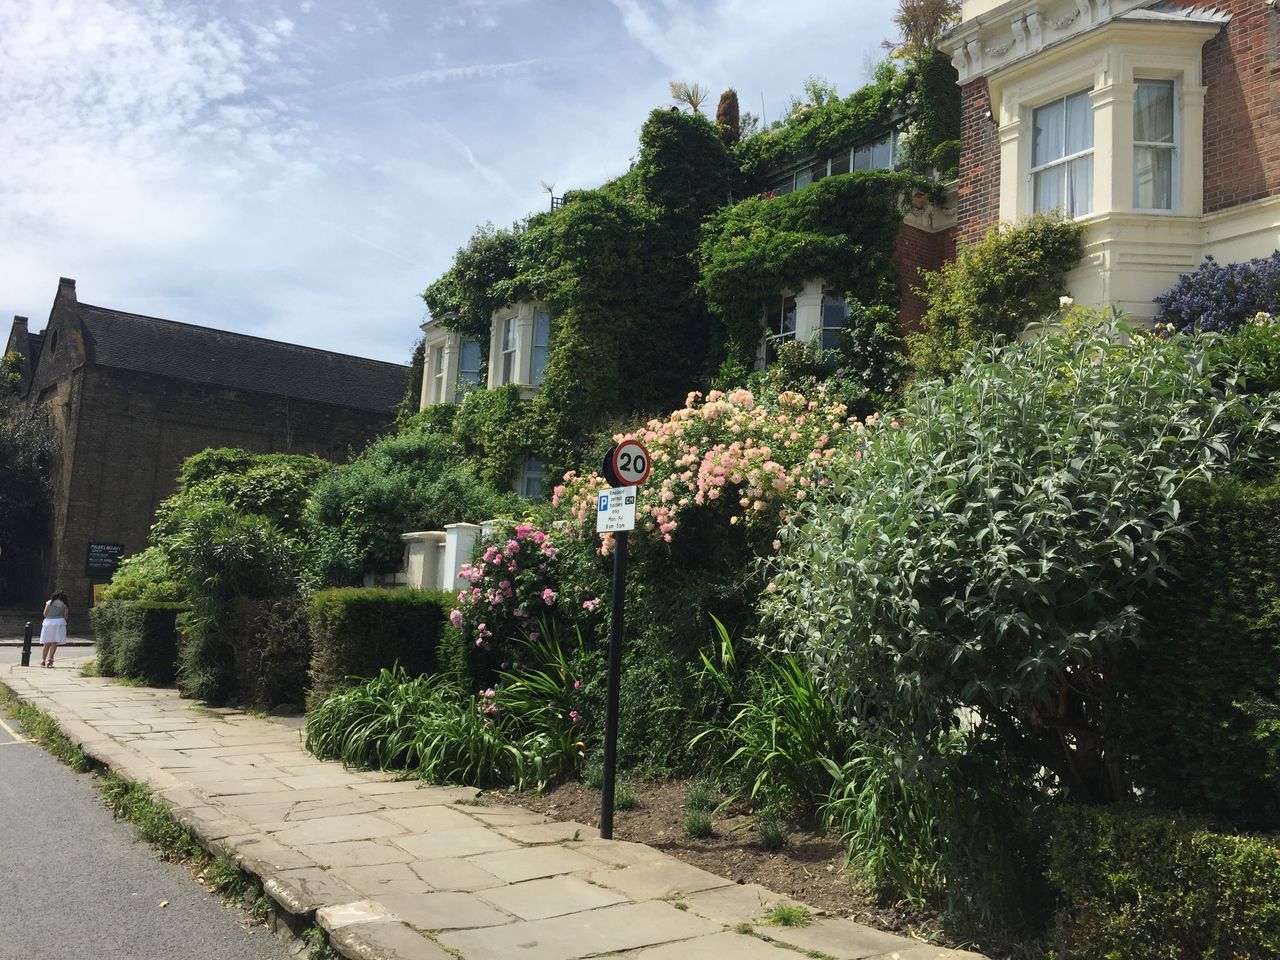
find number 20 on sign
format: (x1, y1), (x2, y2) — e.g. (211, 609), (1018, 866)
(596, 438), (650, 841)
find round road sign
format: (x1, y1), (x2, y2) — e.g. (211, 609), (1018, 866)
(608, 439), (652, 487)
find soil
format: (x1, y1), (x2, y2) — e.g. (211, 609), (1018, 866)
(490, 777), (943, 940)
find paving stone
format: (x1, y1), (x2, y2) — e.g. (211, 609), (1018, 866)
(477, 874), (630, 920)
(763, 918), (921, 960)
(408, 858), (506, 892)
(376, 804), (479, 833)
(461, 807), (552, 827)
(586, 859), (733, 901)
(265, 867), (361, 915)
(298, 840), (416, 868)
(286, 798), (384, 821)
(467, 845), (600, 883)
(330, 863), (435, 898)
(378, 891), (514, 931)
(392, 828), (518, 860)
(220, 834), (317, 872)
(269, 813), (407, 846)
(279, 771), (360, 790)
(573, 838), (670, 868)
(491, 820), (594, 844)
(318, 899), (393, 930)
(437, 900), (721, 960)
(328, 920), (454, 960)
(626, 931), (800, 958)
(680, 882), (801, 926)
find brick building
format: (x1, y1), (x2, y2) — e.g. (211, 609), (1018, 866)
(4, 278), (408, 617)
(945, 0), (1280, 316)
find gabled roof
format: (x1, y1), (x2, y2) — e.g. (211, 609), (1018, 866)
(75, 302), (407, 414)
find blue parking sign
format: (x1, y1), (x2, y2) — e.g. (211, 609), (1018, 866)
(598, 493), (609, 512)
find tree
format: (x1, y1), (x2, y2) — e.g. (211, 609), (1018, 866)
(715, 88), (740, 145)
(0, 352), (53, 603)
(883, 0), (961, 57)
(669, 80), (710, 114)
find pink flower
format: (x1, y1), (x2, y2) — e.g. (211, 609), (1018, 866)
(569, 710), (581, 725)
(449, 609), (463, 628)
(515, 523), (533, 539)
(583, 598), (601, 613)
(541, 588), (557, 605)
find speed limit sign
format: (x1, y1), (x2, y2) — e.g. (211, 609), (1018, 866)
(603, 439), (651, 487)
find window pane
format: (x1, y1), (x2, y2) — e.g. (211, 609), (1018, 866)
(1066, 154), (1093, 216)
(794, 168), (813, 190)
(459, 340), (481, 386)
(772, 176), (793, 195)
(1033, 98), (1065, 166)
(1034, 165), (1065, 213)
(531, 312), (551, 384)
(1064, 90), (1093, 154)
(1134, 80), (1174, 143)
(853, 145), (872, 171)
(779, 296), (797, 339)
(521, 457), (546, 501)
(821, 292), (848, 351)
(829, 150), (850, 176)
(1135, 145), (1174, 209)
(872, 136), (892, 169)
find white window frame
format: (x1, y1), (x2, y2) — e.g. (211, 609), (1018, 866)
(430, 344), (446, 404)
(1028, 89), (1095, 218)
(457, 338), (481, 394)
(530, 310), (552, 385)
(500, 315), (517, 385)
(820, 289), (850, 352)
(1133, 77), (1179, 213)
(519, 455), (546, 501)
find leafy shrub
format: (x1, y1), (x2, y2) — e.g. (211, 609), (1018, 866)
(908, 213), (1084, 379)
(307, 588), (450, 708)
(1115, 475), (1280, 826)
(101, 547), (184, 604)
(684, 811), (714, 838)
(692, 617), (851, 815)
(764, 323), (1280, 804)
(228, 596), (312, 712)
(1154, 251), (1280, 333)
(0, 351), (52, 605)
(90, 600), (185, 685)
(1048, 805), (1280, 960)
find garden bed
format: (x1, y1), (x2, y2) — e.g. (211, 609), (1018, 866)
(493, 777), (938, 938)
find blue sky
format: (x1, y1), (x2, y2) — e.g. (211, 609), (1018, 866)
(0, 0), (899, 365)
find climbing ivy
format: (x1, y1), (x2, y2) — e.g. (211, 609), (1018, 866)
(734, 52), (960, 185)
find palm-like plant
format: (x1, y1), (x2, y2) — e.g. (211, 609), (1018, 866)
(669, 80), (710, 114)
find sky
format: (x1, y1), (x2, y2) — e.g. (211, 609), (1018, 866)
(0, 0), (900, 366)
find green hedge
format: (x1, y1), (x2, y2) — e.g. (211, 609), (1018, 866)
(228, 596), (312, 712)
(89, 600), (186, 685)
(1049, 805), (1280, 959)
(307, 588), (451, 709)
(1117, 475), (1280, 826)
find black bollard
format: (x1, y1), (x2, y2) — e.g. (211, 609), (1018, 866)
(20, 621), (33, 667)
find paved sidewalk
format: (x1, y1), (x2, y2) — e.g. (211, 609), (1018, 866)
(2, 660), (981, 960)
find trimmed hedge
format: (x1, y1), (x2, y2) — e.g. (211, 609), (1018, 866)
(228, 596), (312, 712)
(1049, 805), (1280, 959)
(89, 600), (186, 685)
(307, 588), (451, 709)
(1117, 475), (1280, 826)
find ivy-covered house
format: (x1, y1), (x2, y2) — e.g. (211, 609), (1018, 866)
(418, 53), (961, 495)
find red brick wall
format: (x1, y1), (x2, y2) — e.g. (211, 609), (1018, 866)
(956, 78), (1000, 245)
(896, 222), (958, 332)
(1193, 1), (1280, 213)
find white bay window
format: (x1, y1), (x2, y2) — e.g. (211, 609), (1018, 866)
(1031, 90), (1094, 217)
(1134, 80), (1176, 211)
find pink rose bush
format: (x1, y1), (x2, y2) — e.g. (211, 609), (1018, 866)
(553, 386), (868, 551)
(453, 522), (563, 654)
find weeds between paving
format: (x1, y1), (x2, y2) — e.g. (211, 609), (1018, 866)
(0, 683), (338, 960)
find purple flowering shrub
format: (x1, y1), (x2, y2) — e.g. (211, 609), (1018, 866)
(1154, 252), (1280, 333)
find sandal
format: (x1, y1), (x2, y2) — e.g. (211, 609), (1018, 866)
(39, 660), (46, 668)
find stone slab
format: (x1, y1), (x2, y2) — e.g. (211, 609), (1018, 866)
(377, 891), (513, 931)
(626, 931), (800, 958)
(586, 860), (733, 901)
(467, 845), (600, 883)
(391, 828), (518, 860)
(681, 882), (802, 926)
(329, 920), (454, 960)
(477, 874), (630, 920)
(265, 867), (362, 916)
(318, 899), (393, 930)
(269, 814), (407, 846)
(762, 918), (921, 960)
(407, 858), (506, 892)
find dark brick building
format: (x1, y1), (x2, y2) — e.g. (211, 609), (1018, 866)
(4, 278), (408, 617)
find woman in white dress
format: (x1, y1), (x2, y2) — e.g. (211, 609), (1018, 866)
(40, 590), (69, 668)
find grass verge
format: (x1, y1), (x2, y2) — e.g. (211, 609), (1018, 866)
(0, 685), (90, 771)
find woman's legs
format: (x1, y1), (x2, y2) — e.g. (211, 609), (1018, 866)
(42, 642), (56, 666)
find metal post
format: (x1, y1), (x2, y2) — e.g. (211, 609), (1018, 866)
(20, 621), (33, 667)
(599, 530), (629, 840)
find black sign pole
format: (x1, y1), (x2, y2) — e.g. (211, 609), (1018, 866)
(599, 528), (629, 840)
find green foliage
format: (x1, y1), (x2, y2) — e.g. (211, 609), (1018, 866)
(98, 773), (205, 862)
(684, 780), (717, 812)
(1048, 805), (1280, 960)
(1115, 476), (1280, 826)
(698, 172), (917, 370)
(764, 324), (1280, 804)
(4, 695), (89, 772)
(762, 905), (812, 927)
(734, 54), (958, 183)
(101, 547), (184, 604)
(684, 810), (714, 838)
(0, 351), (52, 604)
(423, 222), (528, 342)
(306, 588), (450, 708)
(452, 385), (533, 486)
(691, 617), (851, 814)
(89, 600), (185, 685)
(908, 213), (1085, 379)
(304, 415), (518, 585)
(399, 335), (426, 421)
(614, 782), (638, 810)
(228, 596), (312, 711)
(305, 665), (579, 791)
(757, 816), (787, 851)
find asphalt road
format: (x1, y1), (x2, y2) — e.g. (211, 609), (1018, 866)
(0, 702), (297, 960)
